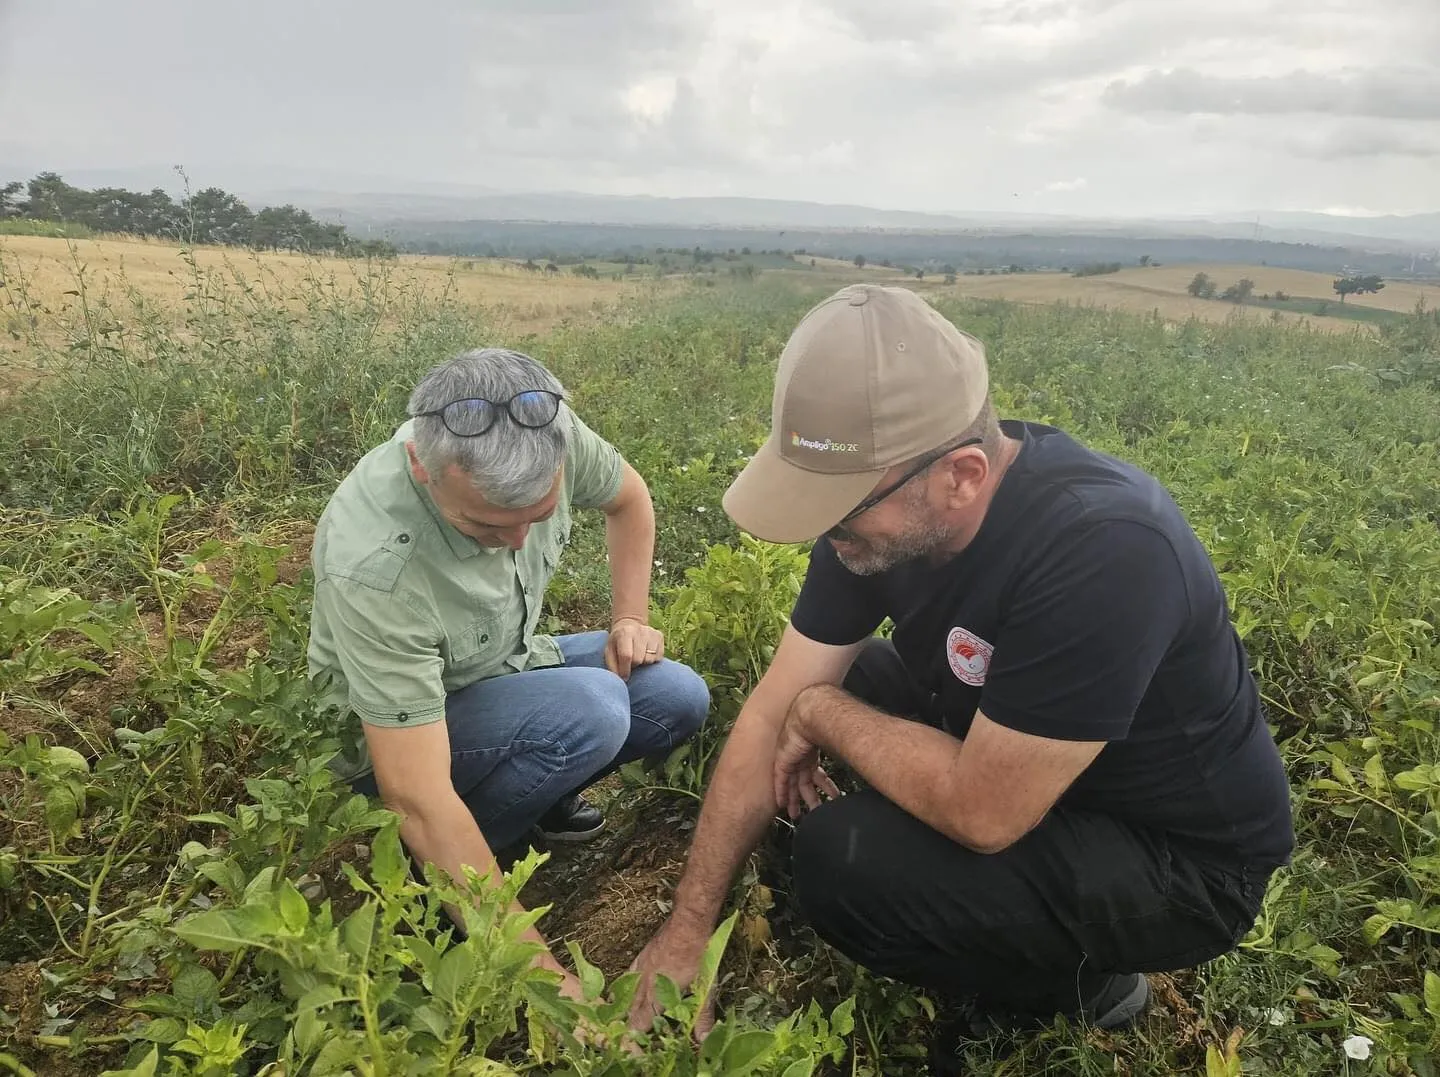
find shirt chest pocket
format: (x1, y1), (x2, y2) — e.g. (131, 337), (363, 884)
(535, 515), (572, 596)
(543, 524), (570, 571)
(446, 611), (509, 668)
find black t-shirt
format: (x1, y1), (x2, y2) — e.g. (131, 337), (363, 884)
(791, 420), (1295, 869)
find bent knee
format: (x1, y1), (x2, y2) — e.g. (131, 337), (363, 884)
(561, 667), (631, 757)
(791, 795), (883, 924)
(668, 663), (711, 738)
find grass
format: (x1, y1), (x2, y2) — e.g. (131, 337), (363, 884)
(0, 219), (96, 239)
(1, 247), (1439, 1075)
(1247, 296), (1413, 325)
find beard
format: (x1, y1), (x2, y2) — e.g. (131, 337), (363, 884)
(832, 510), (953, 576)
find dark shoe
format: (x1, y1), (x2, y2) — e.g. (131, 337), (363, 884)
(534, 794), (605, 842)
(927, 975), (1150, 1073)
(1082, 972), (1150, 1029)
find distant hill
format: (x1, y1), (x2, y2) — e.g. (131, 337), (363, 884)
(244, 189), (978, 231)
(5, 160), (1435, 254)
(245, 187), (1440, 252)
(364, 219), (1432, 278)
(1253, 210), (1440, 246)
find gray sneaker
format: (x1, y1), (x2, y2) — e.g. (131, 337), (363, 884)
(1084, 972), (1151, 1029)
(928, 974), (1151, 1074)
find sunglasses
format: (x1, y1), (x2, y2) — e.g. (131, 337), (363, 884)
(826, 436), (983, 541)
(411, 390), (564, 437)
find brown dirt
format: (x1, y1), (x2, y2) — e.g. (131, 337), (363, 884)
(0, 960), (44, 1037)
(0, 959), (142, 1075)
(522, 780), (694, 976)
(1148, 971), (1206, 1047)
(517, 783), (824, 1031)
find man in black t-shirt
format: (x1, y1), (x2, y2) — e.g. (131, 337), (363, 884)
(628, 284), (1294, 1049)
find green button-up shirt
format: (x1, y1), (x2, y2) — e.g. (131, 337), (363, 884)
(307, 412), (624, 779)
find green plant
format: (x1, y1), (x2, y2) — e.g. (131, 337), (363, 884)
(0, 568), (123, 702)
(638, 536), (810, 798)
(4, 254), (1440, 1073)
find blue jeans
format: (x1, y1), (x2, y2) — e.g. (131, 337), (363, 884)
(354, 632), (709, 848)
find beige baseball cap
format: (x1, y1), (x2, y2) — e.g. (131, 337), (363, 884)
(723, 284), (989, 543)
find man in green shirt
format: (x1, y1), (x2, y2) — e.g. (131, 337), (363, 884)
(308, 347), (709, 994)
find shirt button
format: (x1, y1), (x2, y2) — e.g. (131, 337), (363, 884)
(397, 533), (410, 544)
(396, 712), (409, 723)
(480, 634), (489, 643)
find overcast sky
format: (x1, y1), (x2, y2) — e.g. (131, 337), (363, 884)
(1, 0), (1436, 217)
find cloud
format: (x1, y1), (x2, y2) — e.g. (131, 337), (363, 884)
(1103, 67), (1440, 120)
(1287, 123), (1440, 160)
(1, 0), (1438, 214)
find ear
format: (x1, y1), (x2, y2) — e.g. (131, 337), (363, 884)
(937, 447), (989, 507)
(405, 441), (430, 485)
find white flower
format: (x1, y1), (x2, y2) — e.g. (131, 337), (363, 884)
(1342, 1035), (1373, 1061)
(695, 506), (707, 513)
(1266, 1007), (1289, 1026)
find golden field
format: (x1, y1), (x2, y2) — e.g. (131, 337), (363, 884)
(935, 263), (1434, 329)
(0, 234), (665, 337)
(3, 235), (1432, 370)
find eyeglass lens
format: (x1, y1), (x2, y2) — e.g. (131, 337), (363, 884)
(438, 390), (560, 436)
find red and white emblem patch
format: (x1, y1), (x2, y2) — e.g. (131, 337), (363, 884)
(946, 626), (994, 686)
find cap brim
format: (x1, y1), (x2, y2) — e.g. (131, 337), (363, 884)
(722, 435), (886, 544)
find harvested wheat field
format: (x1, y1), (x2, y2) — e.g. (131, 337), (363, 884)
(938, 263), (1434, 330)
(0, 234), (666, 336)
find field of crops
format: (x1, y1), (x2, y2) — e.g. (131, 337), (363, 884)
(940, 264), (1436, 333)
(1, 246), (1439, 1075)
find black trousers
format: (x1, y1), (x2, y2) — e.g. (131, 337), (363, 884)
(789, 639), (1272, 1016)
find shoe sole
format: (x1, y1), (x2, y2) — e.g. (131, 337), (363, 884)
(534, 819), (606, 843)
(1093, 974), (1151, 1029)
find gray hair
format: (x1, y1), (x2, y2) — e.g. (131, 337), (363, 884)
(407, 348), (569, 507)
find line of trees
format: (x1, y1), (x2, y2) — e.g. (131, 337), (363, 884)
(0, 172), (396, 257)
(1333, 274), (1385, 303)
(1186, 272), (1256, 303)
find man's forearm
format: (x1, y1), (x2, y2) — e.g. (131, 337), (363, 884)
(395, 793), (563, 968)
(794, 685), (985, 848)
(605, 500), (656, 624)
(669, 707), (783, 930)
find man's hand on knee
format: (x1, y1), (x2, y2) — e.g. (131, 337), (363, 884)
(606, 616), (665, 679)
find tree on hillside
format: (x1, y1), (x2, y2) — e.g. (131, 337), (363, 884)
(89, 187), (179, 236)
(853, 254), (866, 268)
(26, 172), (95, 222)
(182, 187), (255, 245)
(251, 204), (346, 253)
(1187, 271), (1216, 299)
(1139, 254), (1151, 267)
(0, 181), (23, 218)
(1334, 274), (1386, 302)
(1221, 278), (1255, 304)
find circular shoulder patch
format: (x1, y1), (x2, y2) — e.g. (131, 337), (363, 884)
(946, 626), (994, 686)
